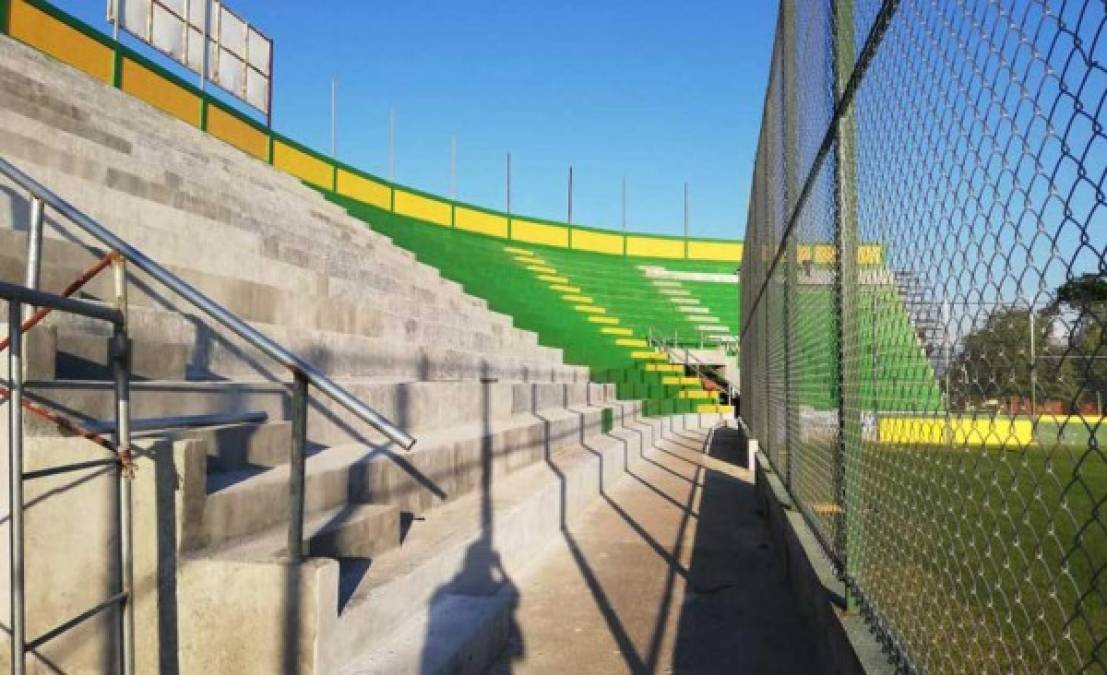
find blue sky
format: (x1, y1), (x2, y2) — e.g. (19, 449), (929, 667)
(53, 0), (778, 240)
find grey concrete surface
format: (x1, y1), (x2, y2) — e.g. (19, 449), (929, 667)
(487, 422), (827, 675)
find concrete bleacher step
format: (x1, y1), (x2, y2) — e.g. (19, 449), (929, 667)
(0, 233), (562, 375)
(343, 590), (513, 675)
(0, 70), (429, 279)
(211, 503), (403, 562)
(0, 50), (572, 366)
(191, 401), (616, 550)
(53, 332), (189, 381)
(332, 411), (725, 673)
(173, 420), (293, 472)
(176, 398), (727, 674)
(5, 256), (573, 384)
(23, 379), (606, 450)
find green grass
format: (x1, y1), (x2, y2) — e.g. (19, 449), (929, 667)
(786, 425), (1106, 673)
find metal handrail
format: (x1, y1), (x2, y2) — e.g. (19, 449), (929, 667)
(0, 157), (415, 450)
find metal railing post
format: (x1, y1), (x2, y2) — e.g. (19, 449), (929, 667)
(110, 256), (135, 675)
(8, 301), (25, 675)
(288, 371), (308, 561)
(22, 197), (44, 341)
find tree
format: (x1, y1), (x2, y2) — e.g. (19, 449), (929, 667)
(951, 308), (1034, 408)
(946, 274), (1106, 413)
(1050, 273), (1107, 412)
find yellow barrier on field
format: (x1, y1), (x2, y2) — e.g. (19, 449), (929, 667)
(878, 416), (1035, 447)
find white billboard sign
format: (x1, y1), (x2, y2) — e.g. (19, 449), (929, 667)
(108, 0), (272, 116)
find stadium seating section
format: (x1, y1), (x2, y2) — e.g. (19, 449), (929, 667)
(328, 197), (741, 415)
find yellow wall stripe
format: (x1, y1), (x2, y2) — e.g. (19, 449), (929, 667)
(562, 295), (592, 303)
(549, 284), (581, 293)
(575, 305), (606, 314)
(273, 141), (334, 189)
(616, 338), (648, 348)
(589, 316), (619, 325)
(9, 0), (114, 83)
(538, 274), (569, 284)
(456, 207), (509, 237)
(337, 170), (392, 210)
(526, 265), (558, 274)
(504, 247), (534, 256)
(572, 229), (624, 255)
(208, 106), (269, 160)
(687, 240), (744, 261)
(626, 236), (686, 259)
(120, 58), (200, 126)
(511, 219), (570, 248)
(394, 190), (452, 227)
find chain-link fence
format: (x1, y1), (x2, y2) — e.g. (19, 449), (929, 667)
(740, 1), (1106, 671)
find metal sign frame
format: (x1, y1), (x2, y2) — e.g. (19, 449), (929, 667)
(107, 0), (273, 122)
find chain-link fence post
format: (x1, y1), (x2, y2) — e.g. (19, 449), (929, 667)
(782, 0), (799, 490)
(831, 0), (860, 592)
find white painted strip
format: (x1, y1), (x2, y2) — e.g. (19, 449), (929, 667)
(640, 265), (739, 284)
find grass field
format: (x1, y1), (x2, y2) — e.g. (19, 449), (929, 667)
(782, 418), (1105, 672)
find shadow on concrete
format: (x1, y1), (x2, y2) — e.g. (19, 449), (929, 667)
(421, 362), (523, 672)
(670, 424), (826, 674)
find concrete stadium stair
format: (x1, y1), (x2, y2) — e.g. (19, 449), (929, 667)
(0, 38), (580, 386)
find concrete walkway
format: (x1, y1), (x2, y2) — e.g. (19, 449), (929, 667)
(489, 421), (824, 675)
